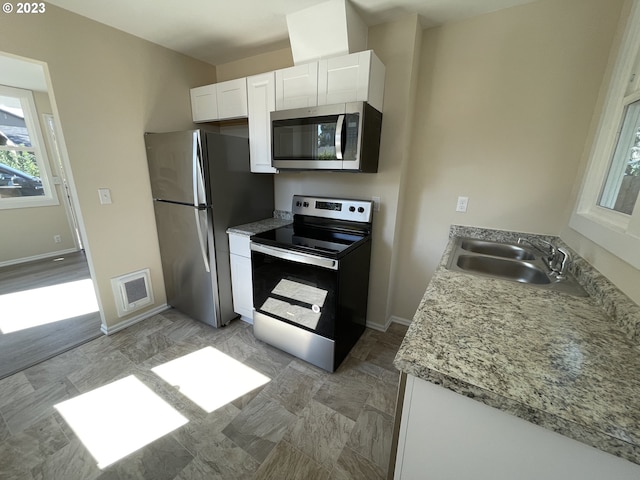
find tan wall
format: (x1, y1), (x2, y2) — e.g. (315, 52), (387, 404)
(0, 5), (217, 327)
(391, 0), (625, 320)
(0, 90), (76, 264)
(216, 48), (294, 81)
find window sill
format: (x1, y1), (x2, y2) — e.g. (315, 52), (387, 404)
(569, 210), (640, 269)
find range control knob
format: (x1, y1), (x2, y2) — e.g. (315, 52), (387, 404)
(349, 206), (356, 212)
(303, 202), (309, 207)
(296, 201), (302, 207)
(357, 207), (365, 213)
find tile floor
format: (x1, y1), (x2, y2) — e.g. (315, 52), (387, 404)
(0, 309), (408, 480)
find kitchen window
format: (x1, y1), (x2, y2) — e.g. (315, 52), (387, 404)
(570, 0), (640, 268)
(0, 84), (58, 209)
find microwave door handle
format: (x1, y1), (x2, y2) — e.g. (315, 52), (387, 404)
(335, 114), (345, 160)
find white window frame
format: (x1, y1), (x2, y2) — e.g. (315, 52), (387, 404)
(569, 0), (640, 269)
(0, 84), (59, 209)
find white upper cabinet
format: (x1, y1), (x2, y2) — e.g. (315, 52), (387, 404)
(275, 62), (319, 110)
(216, 78), (248, 120)
(190, 78), (248, 122)
(190, 84), (218, 122)
(274, 50), (385, 113)
(247, 72), (278, 173)
(318, 50), (385, 112)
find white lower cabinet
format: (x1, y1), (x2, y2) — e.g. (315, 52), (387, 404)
(394, 374), (640, 480)
(228, 232), (254, 323)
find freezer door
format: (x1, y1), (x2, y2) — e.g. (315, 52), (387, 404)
(153, 200), (221, 327)
(145, 130), (205, 205)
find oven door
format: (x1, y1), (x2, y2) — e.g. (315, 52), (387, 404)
(250, 242), (338, 339)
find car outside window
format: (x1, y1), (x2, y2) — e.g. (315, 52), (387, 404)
(0, 85), (58, 208)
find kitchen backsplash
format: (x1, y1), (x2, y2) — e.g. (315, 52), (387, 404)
(274, 210), (293, 220)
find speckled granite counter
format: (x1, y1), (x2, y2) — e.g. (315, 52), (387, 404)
(226, 216), (292, 236)
(394, 226), (640, 464)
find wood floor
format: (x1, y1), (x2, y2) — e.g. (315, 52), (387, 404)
(0, 252), (102, 379)
(0, 310), (407, 479)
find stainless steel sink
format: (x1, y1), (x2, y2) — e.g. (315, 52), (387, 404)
(455, 255), (549, 284)
(447, 237), (588, 296)
(459, 238), (535, 260)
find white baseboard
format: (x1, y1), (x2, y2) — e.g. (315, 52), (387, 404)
(366, 320), (388, 332)
(101, 303), (169, 335)
(0, 248), (79, 268)
(366, 315), (411, 332)
(389, 315), (412, 327)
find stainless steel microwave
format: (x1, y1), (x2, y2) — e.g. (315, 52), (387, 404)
(270, 101), (382, 172)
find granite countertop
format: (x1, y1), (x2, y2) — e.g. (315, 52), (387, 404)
(226, 217), (292, 236)
(394, 226), (640, 465)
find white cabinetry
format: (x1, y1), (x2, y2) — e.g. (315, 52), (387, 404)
(216, 78), (248, 120)
(190, 84), (218, 122)
(318, 50), (385, 112)
(190, 78), (248, 122)
(273, 50), (385, 113)
(247, 72), (278, 173)
(229, 232), (254, 323)
(394, 374), (640, 480)
(275, 62), (319, 110)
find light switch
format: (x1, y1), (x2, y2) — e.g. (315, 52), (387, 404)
(98, 188), (112, 205)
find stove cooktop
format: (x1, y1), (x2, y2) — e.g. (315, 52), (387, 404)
(251, 224), (369, 259)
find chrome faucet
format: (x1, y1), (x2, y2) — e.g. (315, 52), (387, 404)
(517, 237), (556, 267)
(517, 237), (571, 278)
(552, 247), (572, 279)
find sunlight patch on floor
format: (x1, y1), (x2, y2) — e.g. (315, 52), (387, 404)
(0, 278), (99, 334)
(152, 346), (271, 413)
(54, 375), (188, 469)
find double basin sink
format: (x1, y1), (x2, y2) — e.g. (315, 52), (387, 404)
(446, 237), (588, 297)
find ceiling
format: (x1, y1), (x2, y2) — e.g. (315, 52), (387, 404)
(47, 0), (538, 66)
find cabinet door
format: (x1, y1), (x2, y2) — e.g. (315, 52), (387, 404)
(247, 72), (278, 173)
(216, 78), (248, 120)
(317, 50), (385, 112)
(395, 375), (640, 479)
(190, 84), (218, 122)
(318, 51), (369, 106)
(230, 253), (254, 322)
(275, 62), (318, 110)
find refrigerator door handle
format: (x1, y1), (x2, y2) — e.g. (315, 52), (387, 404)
(193, 133), (211, 273)
(194, 208), (210, 273)
(193, 132), (208, 206)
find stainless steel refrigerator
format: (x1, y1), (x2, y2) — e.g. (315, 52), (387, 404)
(144, 130), (274, 328)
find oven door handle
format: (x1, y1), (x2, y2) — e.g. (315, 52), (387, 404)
(251, 242), (339, 271)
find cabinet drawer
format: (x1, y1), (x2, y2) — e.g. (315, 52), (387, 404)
(229, 233), (251, 257)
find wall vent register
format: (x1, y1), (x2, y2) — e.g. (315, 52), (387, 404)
(111, 269), (153, 317)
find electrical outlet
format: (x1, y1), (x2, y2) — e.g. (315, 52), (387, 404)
(54, 235), (62, 243)
(372, 196), (381, 212)
(456, 196), (469, 213)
